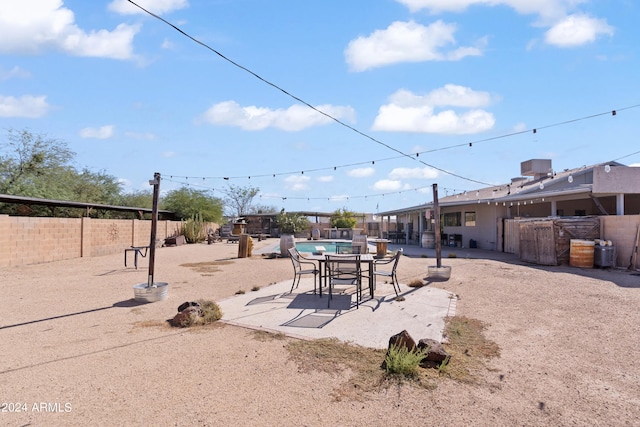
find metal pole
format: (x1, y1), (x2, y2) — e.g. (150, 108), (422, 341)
(147, 172), (160, 287)
(433, 183), (442, 268)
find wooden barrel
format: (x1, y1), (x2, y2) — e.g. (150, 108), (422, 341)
(421, 231), (436, 249)
(238, 234), (250, 258)
(569, 239), (595, 268)
(375, 240), (388, 258)
(280, 235), (295, 257)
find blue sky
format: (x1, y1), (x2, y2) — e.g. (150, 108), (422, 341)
(1, 0), (638, 214)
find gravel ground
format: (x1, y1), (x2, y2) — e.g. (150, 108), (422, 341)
(1, 239), (639, 426)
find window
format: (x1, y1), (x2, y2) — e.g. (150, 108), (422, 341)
(442, 212), (461, 227)
(464, 212), (476, 226)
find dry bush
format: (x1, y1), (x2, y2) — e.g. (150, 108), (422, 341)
(275, 315), (500, 400)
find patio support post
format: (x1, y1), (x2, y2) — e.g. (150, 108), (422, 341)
(617, 194), (624, 215)
(433, 184), (442, 268)
(147, 172), (160, 287)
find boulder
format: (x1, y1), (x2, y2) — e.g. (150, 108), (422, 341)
(171, 303), (203, 327)
(417, 338), (451, 367)
(382, 330), (417, 369)
(388, 330), (417, 351)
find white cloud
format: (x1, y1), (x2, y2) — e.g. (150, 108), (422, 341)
(329, 195), (350, 202)
(628, 163), (640, 168)
(345, 20), (483, 72)
(544, 14), (613, 47)
(372, 85), (495, 134)
(284, 175), (311, 191)
(0, 95), (50, 118)
(161, 38), (175, 50)
(79, 125), (115, 139)
(108, 0), (189, 15)
(0, 1), (140, 59)
(388, 167), (438, 180)
(125, 131), (156, 140)
(197, 100), (356, 131)
(396, 1), (612, 48)
(0, 66), (31, 80)
(161, 151), (176, 158)
(317, 176), (334, 182)
(395, 0), (583, 21)
(373, 180), (403, 191)
(347, 167), (375, 178)
(513, 122), (527, 132)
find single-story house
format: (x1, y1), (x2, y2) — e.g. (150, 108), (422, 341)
(377, 159), (640, 257)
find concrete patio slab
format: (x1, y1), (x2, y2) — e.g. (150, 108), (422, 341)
(218, 278), (457, 349)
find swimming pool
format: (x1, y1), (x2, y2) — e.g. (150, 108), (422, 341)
(274, 239), (372, 254)
(295, 240), (345, 254)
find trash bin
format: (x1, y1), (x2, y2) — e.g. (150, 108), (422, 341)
(594, 245), (615, 267)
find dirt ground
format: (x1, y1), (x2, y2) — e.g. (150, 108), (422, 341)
(1, 239), (639, 426)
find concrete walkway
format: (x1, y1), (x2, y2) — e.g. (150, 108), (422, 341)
(218, 277), (456, 349)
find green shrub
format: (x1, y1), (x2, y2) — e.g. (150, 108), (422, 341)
(276, 209), (310, 234)
(197, 299), (223, 324)
(384, 344), (428, 377)
(181, 213), (207, 243)
(330, 207), (357, 229)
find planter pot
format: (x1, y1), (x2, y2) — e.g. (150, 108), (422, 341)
(311, 228), (321, 240)
(280, 235), (295, 257)
(427, 266), (452, 281)
(133, 282), (169, 303)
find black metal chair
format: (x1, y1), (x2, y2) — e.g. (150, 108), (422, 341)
(325, 254), (362, 308)
(373, 249), (402, 296)
(287, 247), (319, 294)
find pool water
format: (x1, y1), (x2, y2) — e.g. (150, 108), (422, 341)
(295, 241), (342, 253)
(272, 240), (372, 254)
(271, 240), (375, 254)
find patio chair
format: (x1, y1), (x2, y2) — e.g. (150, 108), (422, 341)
(373, 249), (402, 296)
(325, 254), (362, 308)
(288, 247), (319, 294)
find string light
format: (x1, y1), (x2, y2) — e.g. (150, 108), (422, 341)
(128, 1), (640, 189)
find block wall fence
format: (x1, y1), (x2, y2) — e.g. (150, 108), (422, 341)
(600, 215), (640, 269)
(0, 213), (637, 269)
(0, 215), (216, 268)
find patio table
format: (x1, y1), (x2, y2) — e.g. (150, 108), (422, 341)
(303, 253), (374, 300)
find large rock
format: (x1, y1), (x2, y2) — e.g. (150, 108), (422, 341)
(417, 338), (451, 367)
(388, 330), (417, 351)
(171, 304), (203, 327)
(381, 330), (417, 369)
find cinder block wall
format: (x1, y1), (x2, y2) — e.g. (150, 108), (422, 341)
(2, 216), (83, 266)
(0, 215), (202, 268)
(601, 214), (640, 269)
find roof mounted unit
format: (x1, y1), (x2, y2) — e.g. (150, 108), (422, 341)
(521, 159), (552, 179)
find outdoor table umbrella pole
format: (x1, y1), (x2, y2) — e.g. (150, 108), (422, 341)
(147, 172), (160, 287)
(433, 183), (442, 268)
